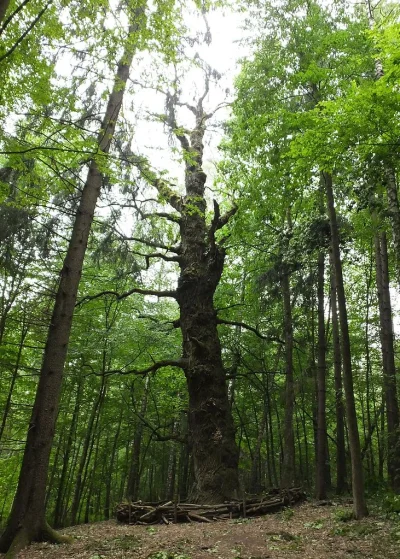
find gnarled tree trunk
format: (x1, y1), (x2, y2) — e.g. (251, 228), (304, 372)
(167, 93), (239, 503)
(177, 175), (239, 502)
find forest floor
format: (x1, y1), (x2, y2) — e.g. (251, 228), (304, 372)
(5, 500), (400, 559)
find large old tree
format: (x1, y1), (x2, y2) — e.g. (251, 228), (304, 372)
(106, 71), (241, 502)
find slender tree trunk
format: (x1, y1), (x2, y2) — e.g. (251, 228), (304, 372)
(266, 374), (278, 486)
(316, 252), (328, 499)
(84, 434), (100, 524)
(324, 172), (367, 518)
(330, 255), (347, 494)
(250, 413), (266, 494)
(178, 411), (190, 500)
(0, 314), (28, 442)
(365, 0), (400, 283)
(126, 377), (149, 500)
(70, 376), (106, 525)
(383, 168), (400, 281)
(166, 429), (178, 501)
(374, 231), (400, 491)
(104, 407), (123, 519)
(281, 271), (295, 488)
(380, 399), (386, 480)
(364, 256), (375, 480)
(0, 8), (145, 553)
(45, 425), (65, 511)
(295, 407), (303, 479)
(53, 376), (83, 527)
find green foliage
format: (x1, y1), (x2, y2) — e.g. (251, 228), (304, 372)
(280, 507), (295, 521)
(304, 520), (324, 529)
(383, 494), (400, 515)
(333, 509), (355, 523)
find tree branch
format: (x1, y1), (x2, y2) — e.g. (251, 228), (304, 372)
(153, 179), (182, 211)
(143, 211), (181, 224)
(217, 204), (238, 230)
(77, 287), (177, 306)
(0, 0), (52, 63)
(85, 358), (188, 378)
(140, 252), (180, 269)
(135, 412), (187, 443)
(217, 318), (284, 344)
(209, 202), (238, 246)
(120, 235), (181, 254)
(0, 0), (32, 36)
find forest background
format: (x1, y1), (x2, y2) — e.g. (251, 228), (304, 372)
(1, 0), (400, 555)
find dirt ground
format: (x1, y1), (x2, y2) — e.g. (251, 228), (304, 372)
(4, 501), (400, 559)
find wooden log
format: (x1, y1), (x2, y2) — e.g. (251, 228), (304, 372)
(188, 512), (212, 523)
(115, 487), (306, 525)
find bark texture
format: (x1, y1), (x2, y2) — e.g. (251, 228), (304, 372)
(163, 88), (239, 502)
(0, 7), (145, 555)
(280, 270), (295, 488)
(324, 172), (368, 518)
(374, 231), (400, 491)
(316, 251), (327, 499)
(330, 256), (347, 494)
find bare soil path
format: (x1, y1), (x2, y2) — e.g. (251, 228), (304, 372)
(2, 501), (399, 559)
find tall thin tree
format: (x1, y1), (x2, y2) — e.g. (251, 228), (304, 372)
(0, 3), (147, 555)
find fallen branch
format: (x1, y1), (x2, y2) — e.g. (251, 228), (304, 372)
(116, 487), (305, 524)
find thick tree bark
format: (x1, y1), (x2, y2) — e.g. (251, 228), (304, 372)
(171, 98), (239, 503)
(324, 171), (368, 518)
(374, 231), (400, 491)
(316, 251), (327, 499)
(330, 255), (347, 494)
(280, 271), (295, 488)
(0, 7), (145, 555)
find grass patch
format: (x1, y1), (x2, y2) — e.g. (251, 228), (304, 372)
(279, 507), (294, 521)
(330, 523), (379, 538)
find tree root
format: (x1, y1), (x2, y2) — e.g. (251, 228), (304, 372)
(1, 522), (72, 558)
(40, 522), (73, 545)
(4, 528), (30, 559)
